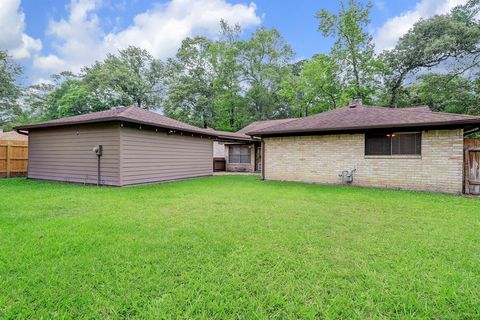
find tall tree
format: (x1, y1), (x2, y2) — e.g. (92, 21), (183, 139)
(0, 51), (22, 127)
(403, 73), (479, 115)
(316, 0), (380, 102)
(26, 72), (101, 120)
(238, 27), (294, 120)
(210, 21), (248, 130)
(83, 46), (165, 109)
(281, 54), (346, 117)
(382, 0), (480, 107)
(163, 37), (217, 128)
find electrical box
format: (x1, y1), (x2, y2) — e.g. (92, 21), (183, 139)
(339, 169), (356, 183)
(93, 145), (103, 156)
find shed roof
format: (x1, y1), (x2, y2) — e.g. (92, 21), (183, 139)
(247, 105), (480, 136)
(15, 106), (218, 137)
(207, 119), (296, 142)
(205, 128), (256, 141)
(237, 118), (297, 135)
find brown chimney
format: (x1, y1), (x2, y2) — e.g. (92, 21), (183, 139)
(348, 98), (362, 108)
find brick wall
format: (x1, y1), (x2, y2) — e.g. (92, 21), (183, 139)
(264, 129), (464, 194)
(213, 141), (225, 158)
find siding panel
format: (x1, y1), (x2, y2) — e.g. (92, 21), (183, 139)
(28, 124), (121, 186)
(120, 127), (213, 185)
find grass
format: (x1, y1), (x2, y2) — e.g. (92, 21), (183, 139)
(0, 176), (479, 319)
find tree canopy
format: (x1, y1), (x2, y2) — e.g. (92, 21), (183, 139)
(1, 0), (479, 132)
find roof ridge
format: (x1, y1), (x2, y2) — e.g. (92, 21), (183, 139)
(392, 106), (479, 118)
(118, 105), (139, 116)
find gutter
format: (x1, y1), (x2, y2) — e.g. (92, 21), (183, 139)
(16, 129), (29, 136)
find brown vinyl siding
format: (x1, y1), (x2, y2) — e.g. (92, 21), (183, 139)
(28, 123), (121, 186)
(119, 126), (213, 185)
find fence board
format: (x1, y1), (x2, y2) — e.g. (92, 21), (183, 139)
(464, 139), (480, 195)
(0, 140), (28, 177)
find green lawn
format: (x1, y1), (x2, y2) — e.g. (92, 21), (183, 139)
(1, 176), (479, 319)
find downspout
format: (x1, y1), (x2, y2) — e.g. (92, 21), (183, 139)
(93, 145), (103, 186)
(97, 154), (101, 186)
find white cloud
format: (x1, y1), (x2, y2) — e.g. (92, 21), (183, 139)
(0, 0), (42, 59)
(31, 77), (54, 86)
(32, 54), (67, 73)
(374, 0), (467, 51)
(105, 0), (260, 59)
(33, 0), (261, 75)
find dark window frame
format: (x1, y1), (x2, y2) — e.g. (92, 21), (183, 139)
(365, 132), (422, 156)
(229, 145), (251, 164)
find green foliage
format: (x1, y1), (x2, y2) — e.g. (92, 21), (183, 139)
(0, 51), (22, 127)
(280, 55), (348, 117)
(4, 1), (480, 130)
(163, 23), (295, 130)
(25, 72), (104, 120)
(381, 0), (480, 106)
(163, 37), (217, 128)
(238, 27), (295, 121)
(402, 73), (480, 115)
(1, 176), (480, 318)
(316, 0), (381, 102)
(83, 46), (165, 109)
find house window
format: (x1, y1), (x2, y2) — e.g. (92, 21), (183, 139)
(229, 145), (251, 164)
(365, 132), (421, 156)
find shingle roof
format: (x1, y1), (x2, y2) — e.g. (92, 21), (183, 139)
(207, 119), (296, 142)
(237, 118), (297, 135)
(247, 105), (480, 136)
(205, 128), (256, 141)
(0, 130), (28, 141)
(15, 106), (218, 137)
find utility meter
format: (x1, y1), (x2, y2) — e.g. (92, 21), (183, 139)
(93, 145), (103, 156)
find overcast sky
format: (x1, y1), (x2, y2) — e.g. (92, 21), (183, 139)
(0, 0), (468, 85)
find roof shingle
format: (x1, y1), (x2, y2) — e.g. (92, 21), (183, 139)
(0, 130), (28, 141)
(15, 106), (218, 137)
(247, 106), (480, 135)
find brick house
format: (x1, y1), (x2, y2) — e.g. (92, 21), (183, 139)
(212, 119), (295, 173)
(247, 100), (480, 194)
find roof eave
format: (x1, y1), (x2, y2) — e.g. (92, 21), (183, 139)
(14, 116), (219, 138)
(249, 119), (480, 136)
(216, 134), (259, 142)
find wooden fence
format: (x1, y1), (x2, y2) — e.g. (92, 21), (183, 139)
(464, 138), (480, 195)
(0, 140), (28, 178)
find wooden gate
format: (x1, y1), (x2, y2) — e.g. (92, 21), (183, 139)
(0, 140), (28, 178)
(464, 139), (480, 195)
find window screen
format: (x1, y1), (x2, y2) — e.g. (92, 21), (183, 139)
(365, 132), (421, 156)
(365, 133), (392, 155)
(229, 145), (251, 164)
(391, 133), (421, 155)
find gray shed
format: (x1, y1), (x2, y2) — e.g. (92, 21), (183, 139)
(15, 106), (216, 186)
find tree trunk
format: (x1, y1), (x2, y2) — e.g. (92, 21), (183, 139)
(389, 73), (406, 108)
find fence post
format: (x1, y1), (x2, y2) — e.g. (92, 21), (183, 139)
(6, 141), (11, 178)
